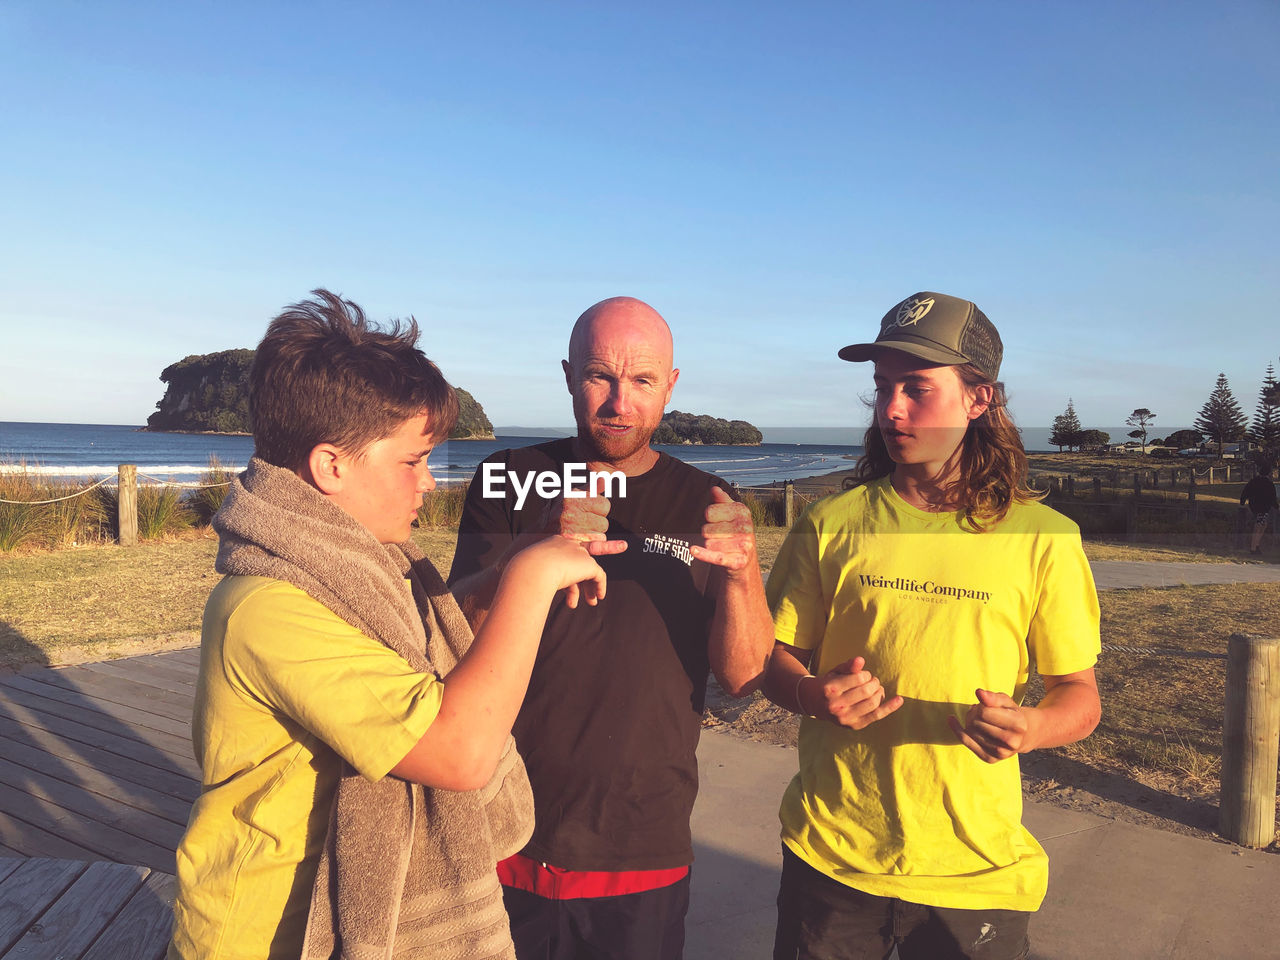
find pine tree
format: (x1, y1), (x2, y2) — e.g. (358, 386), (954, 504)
(1194, 373), (1248, 458)
(1049, 399), (1082, 451)
(1124, 408), (1156, 449)
(1250, 363), (1280, 460)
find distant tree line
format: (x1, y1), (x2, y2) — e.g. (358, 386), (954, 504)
(651, 410), (762, 445)
(146, 349), (494, 439)
(1048, 399), (1112, 451)
(1048, 359), (1279, 463)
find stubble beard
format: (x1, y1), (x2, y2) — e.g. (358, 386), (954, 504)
(578, 422), (656, 467)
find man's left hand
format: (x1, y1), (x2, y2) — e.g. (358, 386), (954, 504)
(947, 689), (1039, 763)
(689, 486), (756, 574)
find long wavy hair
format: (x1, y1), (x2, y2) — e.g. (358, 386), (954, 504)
(846, 363), (1043, 531)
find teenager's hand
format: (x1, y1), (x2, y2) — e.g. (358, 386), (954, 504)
(947, 689), (1036, 762)
(807, 656), (903, 730)
(690, 485), (757, 574)
(542, 474), (627, 558)
(506, 536), (614, 609)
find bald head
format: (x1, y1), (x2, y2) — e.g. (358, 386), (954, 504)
(567, 297), (674, 373)
(563, 296), (679, 473)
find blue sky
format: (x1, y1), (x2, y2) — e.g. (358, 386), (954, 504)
(1, 1), (1276, 442)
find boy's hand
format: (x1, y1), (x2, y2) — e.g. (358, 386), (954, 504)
(690, 485), (757, 574)
(542, 474), (627, 558)
(510, 535), (616, 609)
(811, 656), (903, 730)
(947, 689), (1036, 762)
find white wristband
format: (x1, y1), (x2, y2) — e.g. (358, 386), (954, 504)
(794, 673), (816, 718)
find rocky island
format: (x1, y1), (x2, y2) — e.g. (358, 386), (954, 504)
(145, 349), (496, 439)
(651, 410), (762, 445)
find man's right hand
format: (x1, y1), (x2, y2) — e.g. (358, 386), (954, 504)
(543, 474), (628, 557)
(804, 656), (903, 730)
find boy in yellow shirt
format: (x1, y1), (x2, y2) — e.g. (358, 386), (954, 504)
(169, 289), (617, 960)
(764, 292), (1101, 960)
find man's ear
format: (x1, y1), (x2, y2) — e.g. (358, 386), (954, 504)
(308, 443), (345, 495)
(967, 383), (994, 421)
(562, 359), (574, 394)
(664, 367), (680, 406)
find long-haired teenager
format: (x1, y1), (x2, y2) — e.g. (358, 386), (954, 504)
(764, 292), (1101, 960)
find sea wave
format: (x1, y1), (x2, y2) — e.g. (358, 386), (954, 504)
(675, 455), (770, 465)
(0, 464), (239, 477)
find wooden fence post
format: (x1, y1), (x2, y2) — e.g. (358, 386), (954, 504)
(1066, 475), (1075, 497)
(1133, 474), (1141, 497)
(784, 481), (796, 528)
(1220, 634), (1280, 847)
(118, 464), (138, 546)
(1093, 476), (1103, 499)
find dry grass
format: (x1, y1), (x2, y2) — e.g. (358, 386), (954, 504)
(1026, 582), (1280, 838)
(1081, 540), (1270, 563)
(0, 534), (220, 669)
(2, 519), (1276, 837)
(0, 528), (460, 670)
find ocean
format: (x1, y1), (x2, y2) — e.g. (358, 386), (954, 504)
(0, 422), (861, 489)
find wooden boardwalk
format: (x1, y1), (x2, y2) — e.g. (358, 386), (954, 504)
(0, 648), (200, 873)
(0, 857), (175, 958)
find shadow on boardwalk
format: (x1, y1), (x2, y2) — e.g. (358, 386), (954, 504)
(0, 622), (199, 873)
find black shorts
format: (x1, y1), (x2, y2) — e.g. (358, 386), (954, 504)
(503, 875), (690, 960)
(773, 847), (1031, 960)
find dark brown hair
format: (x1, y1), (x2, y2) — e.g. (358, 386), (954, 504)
(250, 289), (458, 471)
(846, 363), (1042, 530)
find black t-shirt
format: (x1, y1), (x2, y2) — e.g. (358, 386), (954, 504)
(1241, 476), (1278, 514)
(448, 438), (725, 870)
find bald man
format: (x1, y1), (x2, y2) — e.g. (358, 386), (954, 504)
(449, 297), (773, 959)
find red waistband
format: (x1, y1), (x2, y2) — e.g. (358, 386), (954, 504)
(497, 853), (689, 900)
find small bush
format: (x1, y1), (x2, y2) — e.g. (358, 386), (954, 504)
(740, 490), (789, 527)
(137, 484), (195, 540)
(0, 466), (110, 551)
(42, 482), (109, 548)
(416, 483), (469, 528)
(0, 495), (45, 552)
(190, 456), (237, 524)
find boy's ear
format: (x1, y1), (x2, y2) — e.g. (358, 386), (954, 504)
(308, 443), (345, 495)
(967, 383), (994, 421)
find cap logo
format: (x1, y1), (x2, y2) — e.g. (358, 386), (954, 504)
(890, 297), (935, 329)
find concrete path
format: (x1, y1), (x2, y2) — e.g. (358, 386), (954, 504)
(1090, 558), (1280, 590)
(688, 730), (1280, 960)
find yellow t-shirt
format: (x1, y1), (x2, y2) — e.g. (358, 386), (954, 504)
(169, 576), (444, 960)
(768, 477), (1100, 911)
